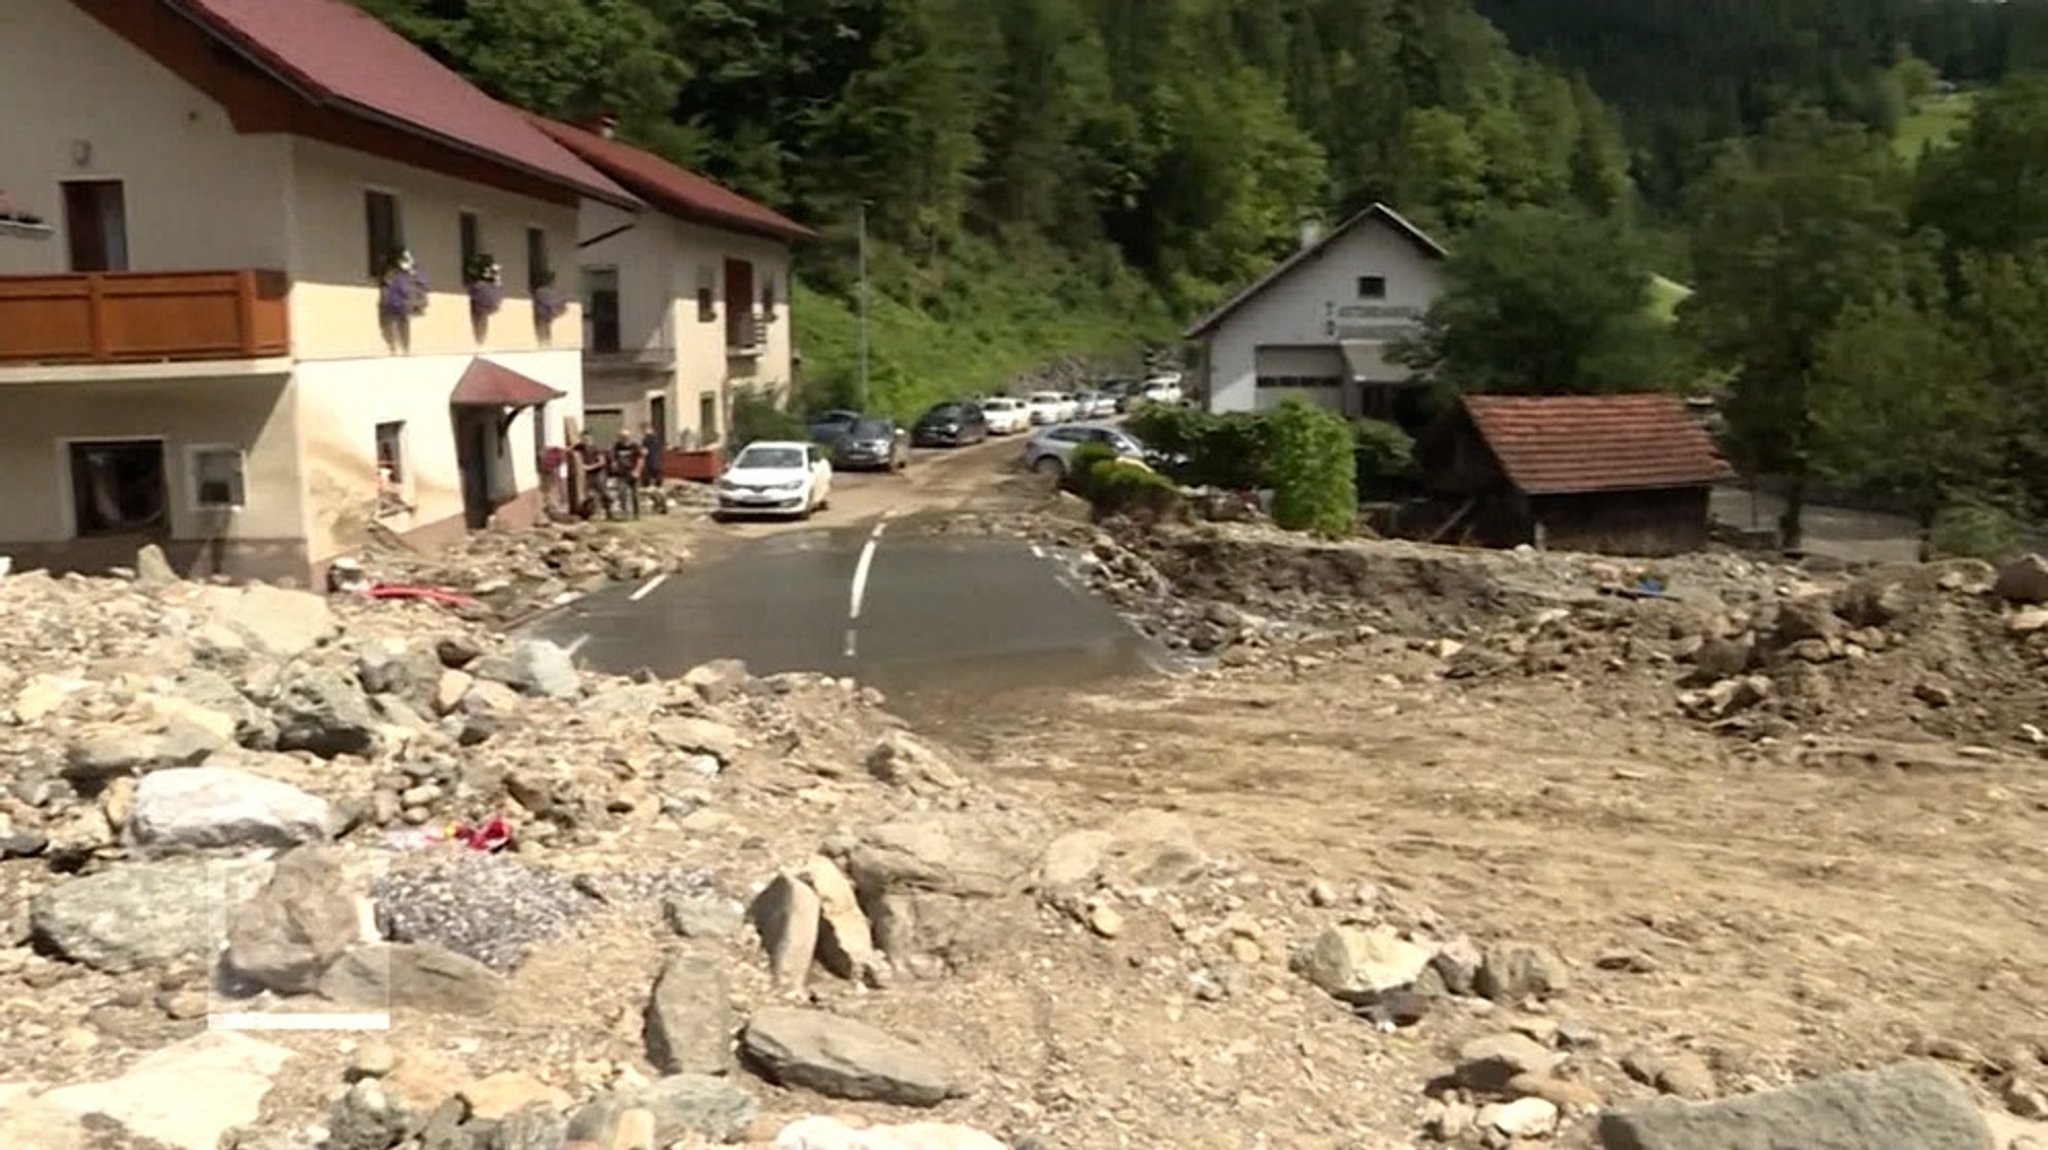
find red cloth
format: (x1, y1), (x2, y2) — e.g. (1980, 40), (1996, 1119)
(453, 815), (512, 851)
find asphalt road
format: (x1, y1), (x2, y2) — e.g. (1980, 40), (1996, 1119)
(522, 509), (1165, 716)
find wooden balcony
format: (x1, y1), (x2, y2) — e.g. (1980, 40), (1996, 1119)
(0, 269), (289, 366)
(725, 310), (765, 358)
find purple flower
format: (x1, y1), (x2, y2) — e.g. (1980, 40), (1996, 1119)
(534, 285), (569, 324)
(467, 279), (504, 318)
(379, 270), (429, 320)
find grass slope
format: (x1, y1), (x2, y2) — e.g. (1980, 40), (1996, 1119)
(1895, 91), (1977, 161)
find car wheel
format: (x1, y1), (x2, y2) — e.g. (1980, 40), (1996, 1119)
(1032, 455), (1064, 477)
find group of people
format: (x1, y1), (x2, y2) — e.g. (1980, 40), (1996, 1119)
(547, 426), (664, 520)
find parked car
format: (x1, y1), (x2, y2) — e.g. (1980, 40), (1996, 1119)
(1074, 390), (1117, 419)
(1025, 391), (1068, 425)
(831, 417), (909, 471)
(714, 440), (833, 519)
(807, 409), (863, 445)
(1021, 422), (1150, 477)
(978, 396), (1031, 435)
(1138, 377), (1184, 406)
(911, 401), (990, 447)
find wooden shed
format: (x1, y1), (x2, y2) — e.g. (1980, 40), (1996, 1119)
(1416, 393), (1736, 556)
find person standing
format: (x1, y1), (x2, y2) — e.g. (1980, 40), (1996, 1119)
(569, 431), (603, 519)
(640, 424), (664, 491)
(609, 429), (644, 519)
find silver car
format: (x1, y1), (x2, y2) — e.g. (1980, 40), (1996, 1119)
(1021, 423), (1148, 477)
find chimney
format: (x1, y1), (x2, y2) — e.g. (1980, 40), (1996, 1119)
(595, 113), (619, 139)
(1298, 215), (1324, 251)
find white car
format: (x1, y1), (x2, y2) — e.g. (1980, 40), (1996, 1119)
(979, 396), (1031, 435)
(1074, 390), (1117, 419)
(1026, 391), (1068, 425)
(714, 440), (832, 519)
(1139, 376), (1184, 406)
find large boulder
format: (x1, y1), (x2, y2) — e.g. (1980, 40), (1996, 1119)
(191, 584), (338, 659)
(271, 671), (383, 759)
(645, 954), (736, 1076)
(1294, 924), (1435, 1005)
(740, 1008), (963, 1108)
(31, 858), (271, 973)
(565, 1075), (758, 1146)
(1994, 555), (2048, 605)
(27, 1031), (293, 1150)
(842, 811), (1044, 968)
(471, 639), (581, 699)
(1598, 1061), (1994, 1150)
(223, 846), (364, 994)
(128, 765), (337, 850)
(316, 942), (503, 1016)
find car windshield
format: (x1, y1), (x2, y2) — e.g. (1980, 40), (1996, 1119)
(849, 420), (891, 438)
(984, 398), (1017, 409)
(735, 446), (804, 470)
(1031, 394), (1061, 403)
(924, 405), (962, 420)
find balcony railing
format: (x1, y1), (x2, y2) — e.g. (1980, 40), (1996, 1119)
(725, 309), (766, 357)
(0, 269), (290, 365)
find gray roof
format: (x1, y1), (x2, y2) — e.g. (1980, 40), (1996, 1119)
(1183, 203), (1447, 340)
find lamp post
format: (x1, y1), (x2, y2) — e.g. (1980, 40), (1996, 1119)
(856, 200), (869, 411)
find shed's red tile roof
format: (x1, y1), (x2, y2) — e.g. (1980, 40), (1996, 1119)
(450, 359), (565, 408)
(167, 0), (635, 206)
(528, 116), (814, 241)
(1462, 393), (1735, 495)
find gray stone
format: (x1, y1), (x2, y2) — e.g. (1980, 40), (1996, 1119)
(1458, 1032), (1565, 1093)
(317, 942), (503, 1016)
(224, 846), (363, 994)
(354, 638), (443, 707)
(128, 765), (336, 850)
(34, 1030), (293, 1150)
(865, 730), (963, 791)
(169, 668), (279, 749)
(193, 584), (338, 659)
(664, 894), (744, 940)
(31, 858), (271, 973)
(749, 872), (821, 990)
(272, 672), (383, 759)
(472, 639), (581, 699)
(846, 811), (1045, 899)
(802, 856), (880, 983)
(645, 954), (735, 1076)
(682, 658), (750, 704)
(1475, 942), (1570, 1002)
(565, 1074), (757, 1146)
(1599, 1061), (1994, 1150)
(495, 1102), (569, 1150)
(326, 1077), (408, 1150)
(1295, 924), (1435, 1005)
(1995, 555), (2048, 605)
(64, 724), (221, 783)
(134, 543), (179, 587)
(652, 717), (742, 762)
(740, 1006), (963, 1107)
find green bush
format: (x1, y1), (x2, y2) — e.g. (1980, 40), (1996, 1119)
(1064, 440), (1121, 498)
(1263, 401), (1357, 535)
(1084, 457), (1186, 522)
(1927, 501), (2024, 562)
(1125, 405), (1269, 489)
(730, 385), (806, 446)
(1352, 418), (1416, 483)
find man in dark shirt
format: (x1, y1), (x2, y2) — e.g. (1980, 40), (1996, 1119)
(570, 432), (603, 519)
(609, 429), (643, 519)
(640, 424), (664, 490)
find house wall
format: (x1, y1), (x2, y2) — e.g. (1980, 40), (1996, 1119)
(1531, 487), (1714, 557)
(1203, 219), (1443, 414)
(0, 376), (308, 580)
(295, 349), (578, 565)
(286, 139), (583, 362)
(0, 0), (292, 277)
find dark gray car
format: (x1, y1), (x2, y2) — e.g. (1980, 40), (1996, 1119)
(832, 417), (910, 471)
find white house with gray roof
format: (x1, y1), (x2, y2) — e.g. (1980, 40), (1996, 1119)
(1185, 203), (1447, 419)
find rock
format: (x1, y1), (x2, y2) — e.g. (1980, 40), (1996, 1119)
(844, 810), (1046, 966)
(128, 765), (337, 850)
(432, 669), (474, 715)
(1598, 1060), (1994, 1150)
(664, 894), (744, 940)
(473, 639), (582, 699)
(1458, 1032), (1565, 1093)
(865, 730), (964, 791)
(34, 1030), (292, 1150)
(749, 872), (822, 990)
(1475, 942), (1570, 1002)
(1294, 924), (1434, 1005)
(1431, 934), (1484, 996)
(2010, 608), (2048, 635)
(271, 671), (383, 759)
(463, 1070), (573, 1121)
(1086, 904), (1125, 939)
(1652, 1052), (1718, 1100)
(194, 584), (338, 659)
(134, 544), (179, 585)
(774, 1116), (1008, 1150)
(64, 724), (220, 783)
(1484, 1096), (1560, 1139)
(497, 1101), (571, 1150)
(800, 856), (880, 984)
(653, 717), (742, 762)
(317, 942), (503, 1015)
(740, 1007), (963, 1107)
(683, 658), (751, 704)
(327, 1076), (407, 1150)
(1774, 595), (1843, 644)
(1995, 556), (2048, 605)
(13, 673), (92, 723)
(436, 636), (484, 669)
(31, 857), (270, 973)
(1687, 636), (1754, 682)
(224, 846), (363, 994)
(2003, 1074), (2048, 1121)
(1509, 1072), (1604, 1111)
(566, 1075), (758, 1146)
(646, 954), (735, 1076)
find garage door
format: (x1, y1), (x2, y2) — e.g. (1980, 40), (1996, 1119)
(1253, 345), (1344, 412)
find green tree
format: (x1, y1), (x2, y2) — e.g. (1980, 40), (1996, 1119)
(1262, 401), (1357, 536)
(1915, 76), (2048, 253)
(1681, 106), (1915, 549)
(1395, 205), (1682, 394)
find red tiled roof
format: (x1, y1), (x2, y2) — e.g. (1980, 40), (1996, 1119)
(528, 116), (814, 241)
(1461, 393), (1736, 495)
(165, 0), (636, 206)
(450, 359), (564, 408)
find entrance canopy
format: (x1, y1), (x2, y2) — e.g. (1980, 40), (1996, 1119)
(0, 191), (52, 241)
(449, 358), (564, 408)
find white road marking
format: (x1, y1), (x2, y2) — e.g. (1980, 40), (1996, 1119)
(843, 628), (858, 658)
(849, 536), (880, 619)
(871, 521), (889, 539)
(628, 572), (668, 601)
(1029, 543), (1045, 559)
(564, 633), (592, 656)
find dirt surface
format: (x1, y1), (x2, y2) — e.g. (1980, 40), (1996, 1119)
(3, 438), (2046, 1150)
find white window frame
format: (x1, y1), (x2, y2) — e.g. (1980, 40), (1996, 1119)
(185, 443), (248, 512)
(53, 434), (167, 539)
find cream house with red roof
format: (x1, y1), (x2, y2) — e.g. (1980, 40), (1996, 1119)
(0, 0), (643, 583)
(530, 116), (814, 452)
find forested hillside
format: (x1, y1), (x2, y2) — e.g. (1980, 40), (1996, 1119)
(354, 0), (1634, 407)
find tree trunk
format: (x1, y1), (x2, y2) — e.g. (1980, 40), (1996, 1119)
(1779, 470), (1807, 553)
